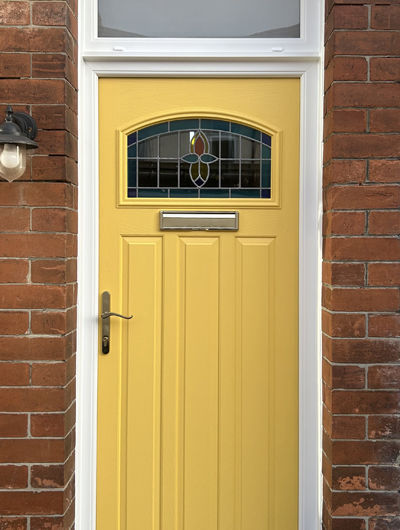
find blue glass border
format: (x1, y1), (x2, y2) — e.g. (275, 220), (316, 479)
(127, 119), (273, 199)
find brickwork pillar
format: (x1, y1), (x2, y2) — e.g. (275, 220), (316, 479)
(323, 1), (400, 529)
(0, 1), (77, 528)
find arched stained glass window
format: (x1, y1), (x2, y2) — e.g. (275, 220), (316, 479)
(127, 119), (271, 198)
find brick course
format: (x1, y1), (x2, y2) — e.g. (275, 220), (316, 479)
(323, 1), (400, 528)
(0, 1), (77, 528)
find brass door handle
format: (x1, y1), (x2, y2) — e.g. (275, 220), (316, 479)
(101, 291), (133, 354)
(101, 312), (133, 320)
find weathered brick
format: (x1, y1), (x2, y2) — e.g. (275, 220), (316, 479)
(369, 365), (400, 388)
(331, 83), (400, 108)
(30, 516), (65, 530)
(326, 5), (368, 38)
(331, 414), (366, 440)
(370, 58), (400, 81)
(31, 260), (68, 284)
(369, 517), (400, 530)
(326, 186), (400, 211)
(0, 388), (65, 412)
(332, 441), (400, 465)
(0, 28), (66, 54)
(369, 212), (400, 236)
(325, 6), (400, 527)
(332, 467), (366, 490)
(369, 264), (400, 287)
(0, 78), (65, 106)
(330, 135), (400, 159)
(0, 334), (75, 361)
(325, 109), (367, 136)
(325, 57), (368, 89)
(323, 263), (365, 287)
(31, 362), (67, 386)
(369, 315), (400, 338)
(0, 2), (30, 25)
(32, 208), (77, 233)
(331, 517), (366, 530)
(31, 464), (65, 488)
(0, 1), (77, 525)
(323, 311), (366, 338)
(369, 160), (400, 183)
(369, 467), (400, 491)
(0, 182), (73, 207)
(0, 260), (28, 283)
(0, 313), (29, 335)
(0, 54), (30, 78)
(324, 159), (366, 186)
(331, 491), (400, 517)
(0, 208), (30, 232)
(0, 415), (27, 437)
(0, 362), (29, 385)
(325, 337), (400, 364)
(32, 54), (66, 79)
(31, 156), (75, 182)
(31, 310), (72, 335)
(332, 365), (366, 388)
(0, 466), (28, 489)
(370, 109), (400, 133)
(333, 391), (400, 415)
(35, 130), (76, 157)
(324, 238), (400, 262)
(0, 517), (27, 529)
(330, 31), (400, 56)
(0, 491), (63, 516)
(32, 2), (68, 26)
(324, 211), (365, 236)
(372, 5), (400, 30)
(31, 105), (66, 130)
(31, 413), (65, 438)
(369, 416), (400, 440)
(0, 285), (72, 309)
(0, 439), (65, 463)
(323, 287), (400, 312)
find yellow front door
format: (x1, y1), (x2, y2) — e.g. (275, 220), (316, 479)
(98, 78), (300, 529)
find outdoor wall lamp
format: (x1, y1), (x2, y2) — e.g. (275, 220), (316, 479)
(0, 105), (38, 182)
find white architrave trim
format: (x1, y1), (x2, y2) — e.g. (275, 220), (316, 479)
(76, 59), (323, 530)
(83, 0), (321, 59)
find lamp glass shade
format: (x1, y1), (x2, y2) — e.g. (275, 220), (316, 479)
(0, 144), (26, 182)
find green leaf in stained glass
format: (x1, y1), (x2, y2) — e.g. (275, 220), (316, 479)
(200, 153), (218, 163)
(181, 153), (199, 163)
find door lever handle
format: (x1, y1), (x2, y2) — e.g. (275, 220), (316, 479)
(101, 291), (132, 354)
(101, 312), (133, 320)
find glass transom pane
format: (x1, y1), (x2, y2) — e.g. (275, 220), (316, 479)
(99, 0), (300, 38)
(127, 119), (272, 199)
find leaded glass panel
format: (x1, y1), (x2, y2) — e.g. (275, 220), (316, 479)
(127, 119), (272, 199)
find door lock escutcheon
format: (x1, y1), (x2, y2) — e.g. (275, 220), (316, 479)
(101, 291), (133, 354)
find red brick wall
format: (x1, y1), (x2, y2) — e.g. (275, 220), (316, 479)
(0, 1), (77, 529)
(323, 1), (400, 529)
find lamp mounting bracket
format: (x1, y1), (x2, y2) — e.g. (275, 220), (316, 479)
(12, 112), (37, 141)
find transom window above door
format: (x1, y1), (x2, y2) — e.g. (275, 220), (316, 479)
(98, 0), (300, 38)
(126, 119), (272, 199)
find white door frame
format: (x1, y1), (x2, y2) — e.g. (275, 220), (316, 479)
(76, 58), (323, 530)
